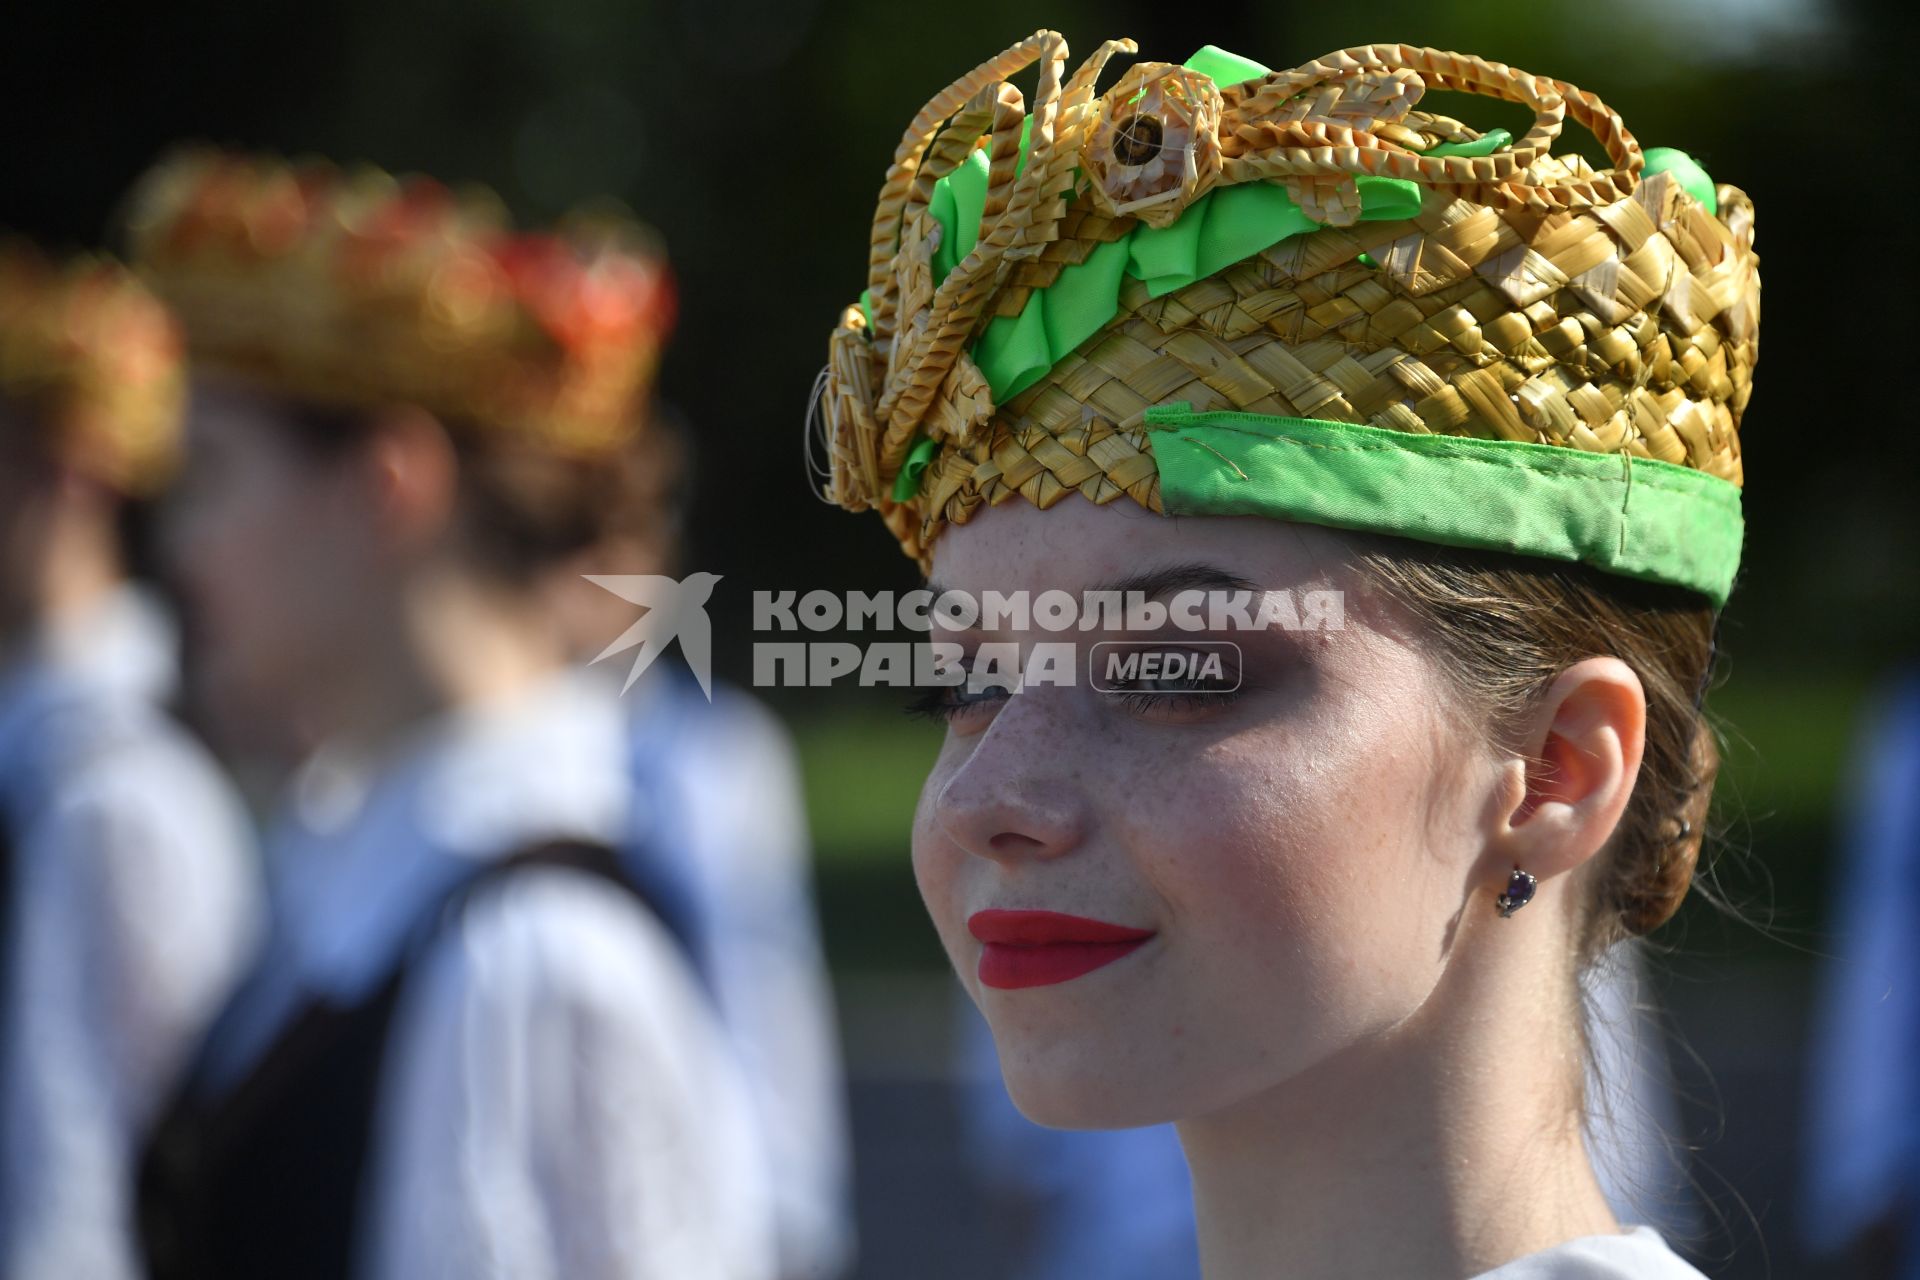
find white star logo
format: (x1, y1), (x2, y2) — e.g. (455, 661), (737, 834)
(583, 571), (722, 699)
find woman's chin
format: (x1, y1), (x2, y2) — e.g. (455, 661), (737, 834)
(997, 1056), (1194, 1132)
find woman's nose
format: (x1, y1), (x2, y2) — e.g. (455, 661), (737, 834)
(931, 693), (1089, 865)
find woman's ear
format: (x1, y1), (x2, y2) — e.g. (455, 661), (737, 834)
(356, 405), (457, 555)
(1491, 656), (1647, 884)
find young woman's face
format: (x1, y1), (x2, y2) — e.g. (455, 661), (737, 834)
(914, 498), (1505, 1128)
(162, 383), (384, 745)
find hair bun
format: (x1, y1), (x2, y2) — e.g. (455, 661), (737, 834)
(1619, 719), (1718, 936)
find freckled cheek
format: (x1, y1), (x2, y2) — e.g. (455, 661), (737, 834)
(1129, 770), (1332, 955)
(909, 763), (972, 970)
(1114, 734), (1405, 1003)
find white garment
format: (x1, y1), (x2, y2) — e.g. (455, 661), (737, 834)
(621, 670), (855, 1278)
(199, 668), (775, 1280)
(0, 586), (261, 1280)
(1472, 1224), (1706, 1278)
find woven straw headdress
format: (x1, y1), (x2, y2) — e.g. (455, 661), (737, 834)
(816, 34), (1758, 604)
(124, 147), (676, 458)
(0, 239), (184, 494)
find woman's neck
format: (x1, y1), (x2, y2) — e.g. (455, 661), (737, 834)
(0, 490), (125, 648)
(1177, 921), (1620, 1280)
(300, 567), (568, 755)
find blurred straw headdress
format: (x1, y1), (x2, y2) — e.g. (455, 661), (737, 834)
(124, 147), (676, 457)
(0, 239), (185, 493)
(816, 33), (1758, 604)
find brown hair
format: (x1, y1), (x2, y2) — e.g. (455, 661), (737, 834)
(274, 397), (680, 585)
(1356, 541), (1748, 1244)
(1353, 538), (1723, 961)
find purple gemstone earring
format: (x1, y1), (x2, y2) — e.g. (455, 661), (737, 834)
(1494, 868), (1537, 918)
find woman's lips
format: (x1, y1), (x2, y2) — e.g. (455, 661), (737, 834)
(967, 909), (1156, 990)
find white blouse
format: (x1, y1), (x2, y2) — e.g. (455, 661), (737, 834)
(198, 668), (776, 1280)
(619, 669), (854, 1277)
(0, 588), (261, 1280)
(1473, 1225), (1707, 1277)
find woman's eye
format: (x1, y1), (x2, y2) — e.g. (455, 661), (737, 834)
(905, 646), (1250, 725)
(1099, 646), (1245, 716)
(904, 673), (1013, 728)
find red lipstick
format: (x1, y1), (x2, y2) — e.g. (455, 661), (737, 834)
(968, 909), (1155, 990)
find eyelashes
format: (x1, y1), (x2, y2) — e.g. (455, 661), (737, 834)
(904, 684), (1249, 727)
(902, 648), (1020, 726)
(903, 678), (1012, 725)
(1102, 646), (1249, 720)
(1109, 687), (1246, 717)
(903, 649), (1251, 725)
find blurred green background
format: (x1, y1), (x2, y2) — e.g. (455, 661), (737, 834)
(4, 0), (1913, 1273)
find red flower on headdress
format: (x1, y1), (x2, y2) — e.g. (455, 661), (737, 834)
(491, 234), (674, 353)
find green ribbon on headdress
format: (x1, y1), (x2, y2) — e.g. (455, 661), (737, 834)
(1149, 407), (1743, 605)
(912, 45), (1520, 403)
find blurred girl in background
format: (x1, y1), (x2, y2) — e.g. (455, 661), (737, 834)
(0, 241), (259, 1279)
(126, 151), (775, 1280)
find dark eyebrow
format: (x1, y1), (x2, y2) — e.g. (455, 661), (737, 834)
(926, 562), (1258, 607)
(1091, 562), (1259, 600)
